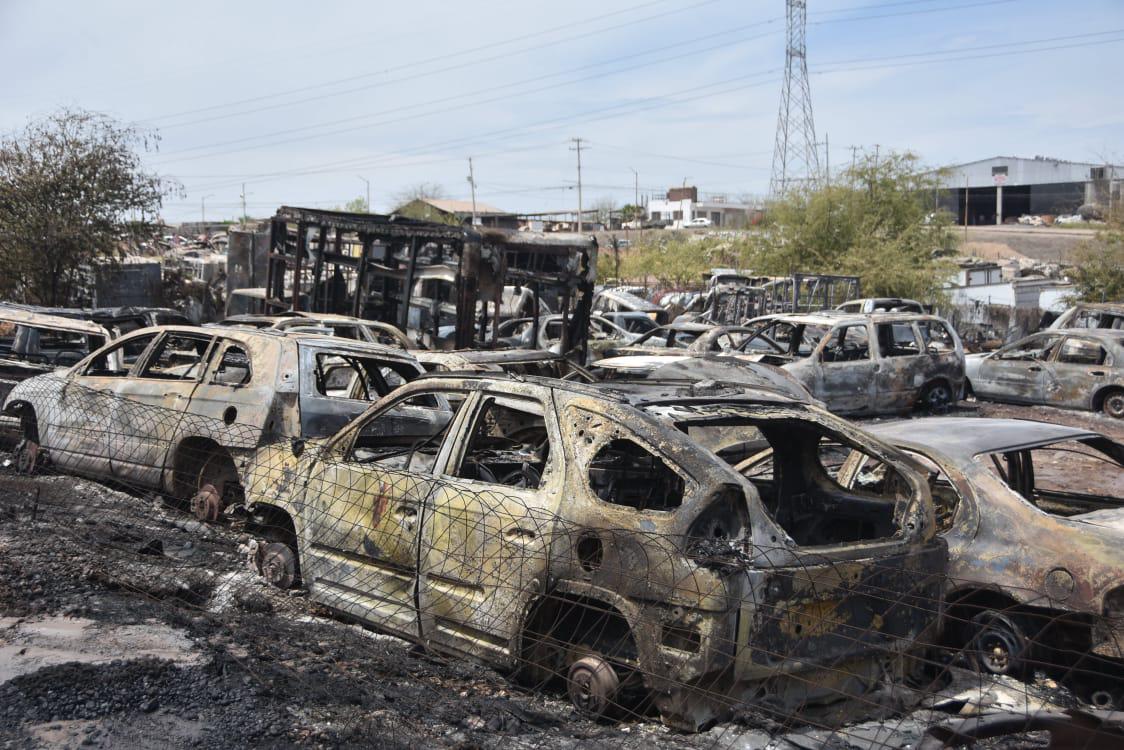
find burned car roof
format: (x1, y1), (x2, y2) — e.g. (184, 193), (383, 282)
(861, 417), (1099, 459)
(748, 311), (951, 326)
(0, 305), (111, 337)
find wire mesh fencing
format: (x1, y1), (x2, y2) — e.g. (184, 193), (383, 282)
(1, 373), (1122, 748)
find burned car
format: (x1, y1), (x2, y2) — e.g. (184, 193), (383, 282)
(1050, 302), (1124, 331)
(2, 326), (425, 521)
(729, 312), (965, 416)
(965, 329), (1124, 418)
(594, 353), (816, 404)
(414, 349), (594, 381)
(835, 418), (1124, 703)
(241, 374), (946, 730)
(217, 312), (411, 349)
(0, 306), (113, 445)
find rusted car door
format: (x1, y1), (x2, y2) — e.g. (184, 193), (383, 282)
(1044, 335), (1112, 409)
(300, 388), (463, 640)
(975, 334), (1061, 402)
(52, 331), (161, 478)
(107, 331), (218, 487)
(183, 336), (278, 452)
(416, 391), (562, 663)
(812, 322), (877, 413)
(872, 321), (927, 410)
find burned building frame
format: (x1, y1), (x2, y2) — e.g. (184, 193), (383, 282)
(257, 207), (597, 355)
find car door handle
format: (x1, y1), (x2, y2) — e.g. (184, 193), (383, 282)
(394, 505), (417, 520)
(503, 526), (537, 544)
(1091, 370), (1106, 377)
(1027, 366), (1042, 372)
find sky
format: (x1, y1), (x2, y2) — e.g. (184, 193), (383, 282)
(2, 0), (1123, 222)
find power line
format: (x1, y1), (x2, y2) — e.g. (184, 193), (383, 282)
(168, 27), (1124, 197)
(145, 0), (721, 129)
(149, 22), (782, 164)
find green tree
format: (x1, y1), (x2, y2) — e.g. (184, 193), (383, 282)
(0, 109), (178, 305)
(340, 196), (369, 213)
(748, 151), (956, 302)
(1070, 216), (1124, 302)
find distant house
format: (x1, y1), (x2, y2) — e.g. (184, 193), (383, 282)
(393, 197), (518, 229)
(646, 187), (756, 228)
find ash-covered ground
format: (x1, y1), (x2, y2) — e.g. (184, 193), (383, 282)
(0, 400), (1111, 749)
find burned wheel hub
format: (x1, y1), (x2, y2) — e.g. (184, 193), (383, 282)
(260, 542), (297, 589)
(190, 483), (223, 522)
(567, 655), (620, 719)
(1104, 392), (1124, 419)
(971, 612), (1027, 677)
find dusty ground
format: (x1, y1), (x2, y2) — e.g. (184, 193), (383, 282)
(0, 400), (1117, 749)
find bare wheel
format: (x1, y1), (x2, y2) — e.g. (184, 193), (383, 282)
(190, 483), (223, 522)
(189, 451), (239, 522)
(920, 381), (954, 413)
(567, 655), (621, 720)
(1102, 389), (1124, 419)
(259, 542), (297, 589)
(970, 611), (1029, 679)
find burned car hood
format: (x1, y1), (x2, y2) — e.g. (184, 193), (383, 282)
(1072, 507), (1124, 534)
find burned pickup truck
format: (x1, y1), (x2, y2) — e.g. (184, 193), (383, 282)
(240, 374), (946, 730)
(2, 325), (425, 521)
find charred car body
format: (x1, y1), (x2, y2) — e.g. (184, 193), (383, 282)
(241, 374), (946, 730)
(838, 418), (1124, 703)
(217, 312), (411, 349)
(0, 306), (113, 445)
(965, 329), (1124, 418)
(724, 312), (965, 416)
(3, 325), (426, 520)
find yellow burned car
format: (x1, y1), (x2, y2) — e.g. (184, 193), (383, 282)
(242, 374), (946, 730)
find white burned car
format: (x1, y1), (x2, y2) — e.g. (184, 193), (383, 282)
(3, 326), (425, 521)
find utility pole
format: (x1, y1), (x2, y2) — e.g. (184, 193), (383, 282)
(240, 184), (247, 226)
(201, 194), (214, 226)
(570, 138), (586, 232)
(356, 176), (370, 212)
(814, 134), (830, 185)
(467, 157), (478, 226)
(848, 146), (861, 187)
(963, 174), (970, 243)
(629, 167), (639, 207)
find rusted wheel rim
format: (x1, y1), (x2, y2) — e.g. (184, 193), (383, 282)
(261, 543), (296, 589)
(924, 383), (952, 411)
(567, 656), (620, 719)
(1105, 393), (1124, 419)
(190, 483), (223, 522)
(972, 616), (1024, 676)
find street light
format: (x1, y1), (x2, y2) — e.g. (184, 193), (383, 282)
(357, 176), (370, 212)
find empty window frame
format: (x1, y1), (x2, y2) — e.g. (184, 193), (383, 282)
(821, 324), (871, 363)
(588, 439), (685, 511)
(454, 396), (552, 488)
(348, 392), (461, 471)
(139, 334), (215, 381)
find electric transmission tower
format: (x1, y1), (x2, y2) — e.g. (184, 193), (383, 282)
(769, 0), (822, 196)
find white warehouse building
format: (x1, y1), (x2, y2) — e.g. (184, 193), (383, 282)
(933, 155), (1122, 225)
